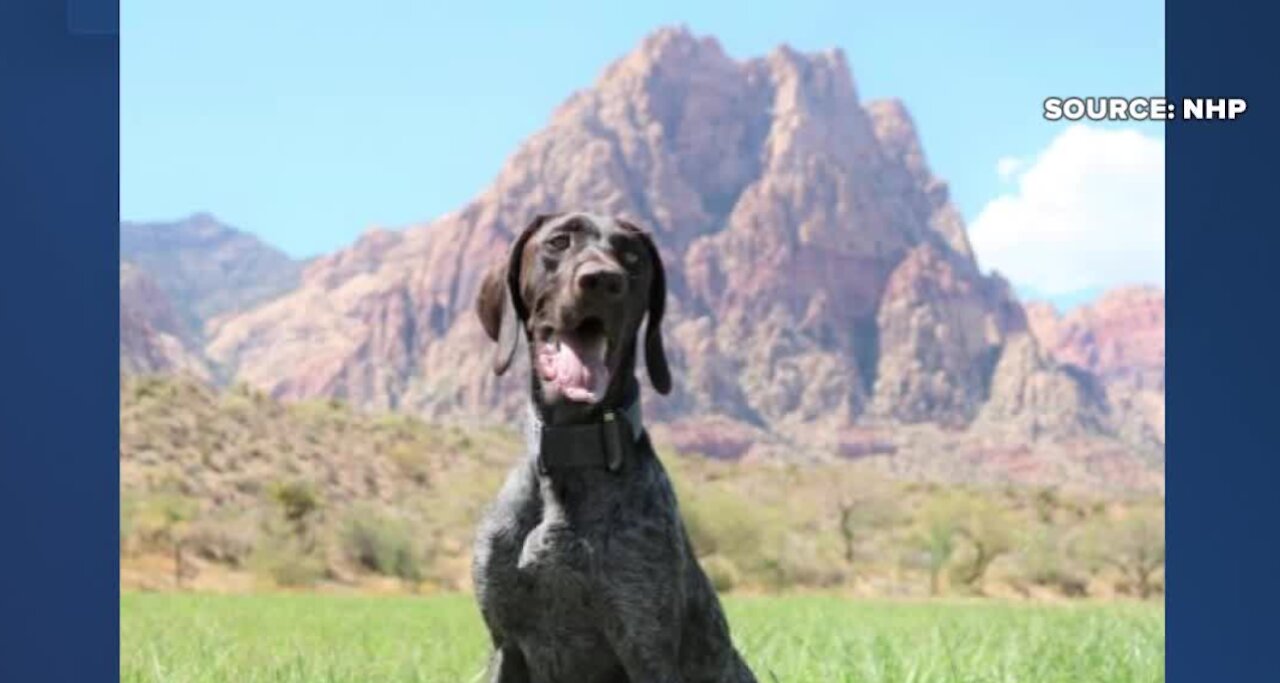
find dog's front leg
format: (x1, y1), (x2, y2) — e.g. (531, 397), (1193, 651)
(596, 560), (685, 683)
(486, 645), (530, 683)
(601, 614), (683, 683)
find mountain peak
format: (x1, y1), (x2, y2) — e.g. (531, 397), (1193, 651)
(192, 31), (1162, 488)
(185, 210), (222, 226)
(636, 24), (712, 56)
(120, 216), (302, 340)
(596, 25), (734, 97)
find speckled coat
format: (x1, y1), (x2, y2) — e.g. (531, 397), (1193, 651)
(471, 410), (758, 683)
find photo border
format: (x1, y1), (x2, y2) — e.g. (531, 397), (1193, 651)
(1, 0), (1272, 678)
(0, 2), (119, 680)
(1165, 0), (1277, 680)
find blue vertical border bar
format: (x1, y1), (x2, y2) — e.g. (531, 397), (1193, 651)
(0, 1), (119, 679)
(1167, 0), (1279, 681)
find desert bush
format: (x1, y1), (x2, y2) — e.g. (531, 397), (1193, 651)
(1082, 506), (1165, 599)
(252, 538), (325, 588)
(763, 534), (846, 590)
(949, 497), (1015, 593)
(268, 480), (322, 542)
(829, 467), (901, 570)
(681, 489), (767, 561)
(339, 507), (424, 582)
(125, 493), (200, 587)
(701, 555), (740, 593)
(184, 517), (258, 567)
(247, 481), (328, 586)
(910, 497), (961, 595)
(1032, 487), (1060, 524)
(1016, 526), (1089, 597)
(121, 377), (1163, 597)
(680, 486), (801, 588)
(388, 443), (432, 485)
(128, 494), (199, 546)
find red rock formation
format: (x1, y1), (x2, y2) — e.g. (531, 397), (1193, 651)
(1026, 286), (1165, 447)
(120, 263), (210, 380)
(201, 27), (1120, 453)
(1027, 287), (1165, 391)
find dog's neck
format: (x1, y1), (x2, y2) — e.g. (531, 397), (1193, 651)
(524, 376), (645, 473)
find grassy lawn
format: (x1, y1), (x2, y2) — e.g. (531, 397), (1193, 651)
(121, 593), (1163, 683)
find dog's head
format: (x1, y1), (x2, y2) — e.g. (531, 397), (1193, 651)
(476, 212), (670, 418)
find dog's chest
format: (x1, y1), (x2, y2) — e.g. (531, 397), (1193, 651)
(493, 512), (601, 628)
(487, 514), (625, 681)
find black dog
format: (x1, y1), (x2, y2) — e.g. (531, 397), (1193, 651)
(472, 212), (758, 683)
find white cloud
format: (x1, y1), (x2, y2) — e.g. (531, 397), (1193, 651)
(995, 156), (1023, 182)
(969, 125), (1164, 296)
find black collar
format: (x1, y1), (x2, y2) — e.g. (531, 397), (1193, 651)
(529, 394), (645, 475)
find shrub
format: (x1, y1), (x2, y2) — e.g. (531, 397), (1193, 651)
(829, 467), (900, 569)
(270, 480), (321, 527)
(679, 487), (793, 586)
(339, 507), (423, 582)
(764, 535), (846, 590)
(388, 443), (431, 485)
(184, 518), (258, 567)
(911, 497), (961, 595)
(1032, 487), (1060, 524)
(701, 555), (740, 593)
(1081, 506), (1165, 599)
(681, 489), (770, 560)
(252, 539), (325, 588)
(1016, 526), (1088, 597)
(123, 493), (200, 586)
(949, 497), (1015, 593)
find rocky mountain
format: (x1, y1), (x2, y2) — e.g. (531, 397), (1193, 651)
(205, 30), (1090, 429)
(120, 262), (210, 380)
(1026, 287), (1165, 448)
(109, 27), (1158, 488)
(121, 213), (303, 343)
(1025, 287), (1164, 393)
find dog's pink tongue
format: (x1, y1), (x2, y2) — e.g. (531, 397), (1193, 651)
(552, 336), (608, 403)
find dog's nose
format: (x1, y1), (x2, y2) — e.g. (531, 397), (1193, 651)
(576, 263), (627, 300)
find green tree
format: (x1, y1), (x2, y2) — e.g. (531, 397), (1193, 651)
(914, 499), (961, 596)
(833, 471), (898, 570)
(1017, 525), (1089, 597)
(950, 498), (1015, 593)
(142, 495), (199, 588)
(270, 480), (322, 547)
(1086, 507), (1165, 599)
(340, 506), (425, 585)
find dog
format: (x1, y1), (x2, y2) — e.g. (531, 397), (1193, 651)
(471, 212), (758, 683)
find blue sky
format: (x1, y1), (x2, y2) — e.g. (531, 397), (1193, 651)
(121, 1), (1164, 306)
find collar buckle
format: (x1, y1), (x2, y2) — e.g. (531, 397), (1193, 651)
(602, 411), (623, 472)
(536, 405), (639, 474)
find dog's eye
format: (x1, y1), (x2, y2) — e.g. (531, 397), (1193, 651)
(547, 234), (571, 252)
(621, 250), (641, 267)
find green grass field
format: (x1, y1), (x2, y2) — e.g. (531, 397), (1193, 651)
(121, 593), (1163, 683)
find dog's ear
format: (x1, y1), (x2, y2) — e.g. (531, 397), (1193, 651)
(476, 264), (508, 341)
(475, 213), (560, 376)
(475, 263), (521, 376)
(635, 231), (672, 395)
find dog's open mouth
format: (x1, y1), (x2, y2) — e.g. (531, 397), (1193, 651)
(535, 317), (611, 404)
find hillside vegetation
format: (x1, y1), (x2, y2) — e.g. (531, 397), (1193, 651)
(121, 376), (1163, 600)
